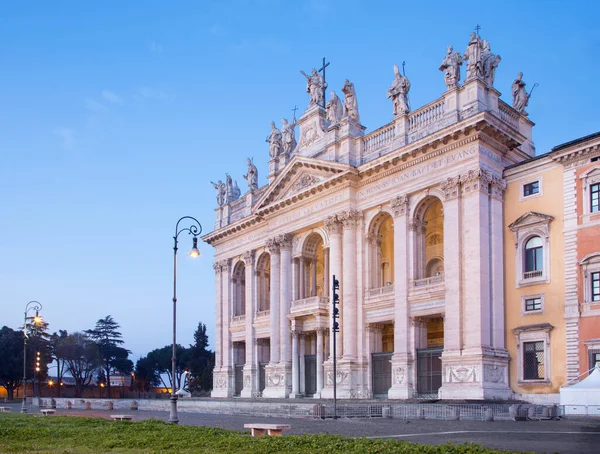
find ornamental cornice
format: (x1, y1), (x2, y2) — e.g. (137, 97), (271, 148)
(202, 215), (264, 245)
(552, 143), (600, 167)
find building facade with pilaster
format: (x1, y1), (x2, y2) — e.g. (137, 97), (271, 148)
(205, 34), (543, 400)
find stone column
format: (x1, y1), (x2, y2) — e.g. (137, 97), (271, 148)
(267, 240), (280, 364)
(340, 209), (361, 360)
(299, 257), (305, 299)
(241, 250), (256, 398)
(299, 334), (306, 394)
(221, 260), (232, 372)
(290, 329), (299, 397)
(325, 215), (343, 359)
(213, 262), (223, 370)
(440, 176), (462, 355)
(388, 195), (413, 398)
(323, 248), (330, 297)
(311, 259), (317, 296)
(279, 234), (292, 365)
(490, 177), (507, 351)
(291, 257), (298, 302)
(315, 328), (324, 398)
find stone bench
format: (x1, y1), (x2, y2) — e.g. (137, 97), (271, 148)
(0, 407), (12, 412)
(111, 415), (133, 421)
(244, 423), (291, 437)
(40, 409), (56, 416)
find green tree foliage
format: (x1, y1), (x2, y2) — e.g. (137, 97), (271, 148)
(25, 317), (53, 397)
(84, 315), (130, 397)
(134, 356), (160, 392)
(0, 326), (25, 400)
(187, 322), (214, 394)
(146, 344), (190, 392)
(61, 332), (101, 397)
(49, 330), (69, 397)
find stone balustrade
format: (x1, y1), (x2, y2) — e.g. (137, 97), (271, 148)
(362, 123), (396, 155)
(366, 284), (395, 298)
(290, 296), (329, 315)
(255, 309), (270, 319)
(408, 99), (445, 133)
(231, 314), (246, 324)
(229, 198), (247, 224)
(498, 101), (520, 131)
(412, 273), (445, 288)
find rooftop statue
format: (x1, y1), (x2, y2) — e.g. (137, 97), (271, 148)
(210, 180), (226, 206)
(326, 90), (343, 124)
(387, 64), (411, 116)
(439, 45), (463, 90)
(463, 32), (483, 81)
(482, 39), (501, 88)
(225, 174), (240, 203)
(300, 68), (326, 108)
(512, 72), (531, 115)
(243, 158), (258, 192)
(281, 118), (297, 157)
(232, 180), (241, 201)
(342, 79), (360, 123)
(266, 121), (283, 158)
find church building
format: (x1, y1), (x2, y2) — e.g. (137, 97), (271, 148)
(203, 32), (597, 402)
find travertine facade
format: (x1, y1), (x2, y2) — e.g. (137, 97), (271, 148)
(204, 34), (541, 400)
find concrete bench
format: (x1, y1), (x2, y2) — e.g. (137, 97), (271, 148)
(111, 415), (133, 421)
(244, 423), (291, 437)
(0, 407), (12, 412)
(40, 409), (56, 416)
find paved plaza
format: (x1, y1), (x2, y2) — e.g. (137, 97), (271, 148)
(3, 402), (599, 453)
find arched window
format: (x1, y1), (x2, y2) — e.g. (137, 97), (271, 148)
(232, 262), (246, 316)
(256, 253), (270, 312)
(366, 213), (394, 289)
(524, 237), (543, 273)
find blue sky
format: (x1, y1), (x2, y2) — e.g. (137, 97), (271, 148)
(1, 1), (598, 361)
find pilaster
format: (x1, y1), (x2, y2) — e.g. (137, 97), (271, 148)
(212, 259), (234, 398)
(241, 250), (257, 398)
(388, 195), (414, 399)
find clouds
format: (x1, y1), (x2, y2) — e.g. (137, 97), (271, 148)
(137, 86), (174, 101)
(53, 127), (76, 149)
(101, 90), (123, 104)
(84, 89), (123, 112)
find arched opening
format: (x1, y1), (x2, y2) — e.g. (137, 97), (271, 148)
(523, 236), (543, 279)
(367, 213), (394, 288)
(232, 261), (246, 316)
(299, 234), (325, 299)
(256, 253), (270, 311)
(413, 197), (444, 281)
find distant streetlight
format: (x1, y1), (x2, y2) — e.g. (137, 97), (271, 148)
(21, 301), (43, 413)
(169, 216), (202, 424)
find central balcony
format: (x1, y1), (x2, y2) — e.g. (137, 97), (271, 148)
(290, 296), (329, 316)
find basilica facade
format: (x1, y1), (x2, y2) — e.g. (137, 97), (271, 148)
(204, 33), (597, 402)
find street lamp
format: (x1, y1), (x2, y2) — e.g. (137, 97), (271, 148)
(169, 216), (202, 424)
(21, 301), (43, 413)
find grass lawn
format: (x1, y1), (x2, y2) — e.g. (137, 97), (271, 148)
(0, 414), (529, 453)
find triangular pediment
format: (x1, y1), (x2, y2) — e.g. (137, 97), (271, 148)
(253, 156), (355, 212)
(508, 211), (554, 231)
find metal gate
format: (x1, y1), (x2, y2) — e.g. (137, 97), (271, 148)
(304, 355), (316, 396)
(234, 365), (243, 396)
(372, 352), (393, 398)
(258, 362), (266, 394)
(417, 348), (443, 397)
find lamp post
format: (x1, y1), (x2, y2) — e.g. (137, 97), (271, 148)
(169, 216), (202, 424)
(21, 301), (43, 413)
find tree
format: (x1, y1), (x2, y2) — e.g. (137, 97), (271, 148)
(134, 356), (160, 393)
(0, 326), (24, 400)
(187, 322), (215, 394)
(49, 330), (69, 397)
(61, 333), (101, 397)
(25, 318), (52, 398)
(146, 344), (190, 392)
(85, 315), (130, 398)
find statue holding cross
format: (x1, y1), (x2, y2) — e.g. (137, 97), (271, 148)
(300, 58), (329, 108)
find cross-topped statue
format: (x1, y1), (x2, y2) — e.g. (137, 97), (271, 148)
(300, 58), (329, 109)
(318, 57), (330, 108)
(291, 105), (299, 123)
(475, 24), (481, 37)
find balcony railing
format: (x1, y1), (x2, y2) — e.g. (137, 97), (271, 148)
(367, 284), (395, 298)
(412, 273), (445, 288)
(254, 310), (270, 319)
(291, 296), (329, 314)
(523, 270), (543, 279)
(231, 314), (246, 324)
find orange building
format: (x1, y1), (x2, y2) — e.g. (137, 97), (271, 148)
(504, 131), (600, 403)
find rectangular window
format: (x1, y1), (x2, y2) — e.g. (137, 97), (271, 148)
(525, 298), (542, 311)
(592, 272), (600, 302)
(525, 247), (543, 272)
(523, 341), (545, 380)
(592, 183), (599, 213)
(590, 350), (600, 370)
(523, 181), (540, 197)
